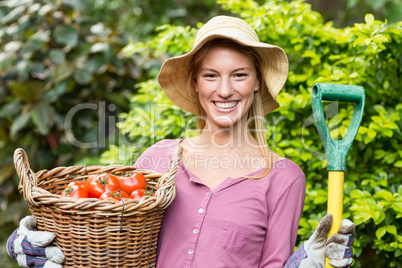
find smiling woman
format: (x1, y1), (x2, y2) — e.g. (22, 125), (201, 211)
(134, 15), (355, 267)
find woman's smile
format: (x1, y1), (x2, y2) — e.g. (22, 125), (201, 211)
(213, 101), (240, 111)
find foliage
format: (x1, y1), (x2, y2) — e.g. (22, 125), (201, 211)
(0, 0), (140, 232)
(345, 0), (402, 25)
(103, 0), (402, 266)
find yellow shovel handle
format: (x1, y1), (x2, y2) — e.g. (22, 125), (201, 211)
(325, 171), (344, 268)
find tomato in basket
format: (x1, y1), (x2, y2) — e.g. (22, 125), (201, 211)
(84, 174), (98, 191)
(68, 181), (86, 188)
(99, 189), (129, 201)
(130, 189), (154, 200)
(86, 173), (120, 198)
(61, 185), (89, 199)
(118, 172), (147, 195)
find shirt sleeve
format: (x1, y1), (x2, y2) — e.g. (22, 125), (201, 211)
(133, 139), (179, 173)
(259, 174), (306, 268)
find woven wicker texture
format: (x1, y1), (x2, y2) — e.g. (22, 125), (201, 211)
(14, 146), (183, 268)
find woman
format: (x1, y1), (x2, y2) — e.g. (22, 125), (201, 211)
(7, 16), (354, 268)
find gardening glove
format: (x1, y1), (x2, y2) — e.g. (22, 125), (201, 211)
(285, 214), (355, 268)
(6, 215), (65, 268)
(325, 219), (355, 267)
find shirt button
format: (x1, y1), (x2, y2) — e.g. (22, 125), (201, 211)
(193, 229), (199, 234)
(198, 208), (204, 214)
(206, 192), (211, 196)
(188, 249), (194, 254)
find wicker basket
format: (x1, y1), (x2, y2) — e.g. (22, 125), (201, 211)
(14, 146), (183, 268)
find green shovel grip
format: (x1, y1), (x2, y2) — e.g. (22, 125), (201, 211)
(312, 83), (365, 171)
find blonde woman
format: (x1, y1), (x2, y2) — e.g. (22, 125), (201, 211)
(7, 16), (354, 268)
(135, 16), (355, 267)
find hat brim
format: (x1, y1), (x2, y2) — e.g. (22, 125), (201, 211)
(158, 33), (288, 115)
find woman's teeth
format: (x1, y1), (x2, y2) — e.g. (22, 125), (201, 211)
(214, 101), (238, 109)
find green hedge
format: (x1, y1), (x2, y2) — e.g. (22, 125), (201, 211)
(102, 0), (402, 266)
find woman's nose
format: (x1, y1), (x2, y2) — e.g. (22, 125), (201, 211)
(217, 79), (233, 98)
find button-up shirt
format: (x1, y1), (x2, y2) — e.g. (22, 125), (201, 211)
(134, 139), (306, 268)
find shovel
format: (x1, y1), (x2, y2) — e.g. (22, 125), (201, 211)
(311, 83), (365, 267)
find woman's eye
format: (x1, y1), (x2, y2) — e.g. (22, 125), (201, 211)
(234, 73), (248, 78)
(203, 74), (216, 78)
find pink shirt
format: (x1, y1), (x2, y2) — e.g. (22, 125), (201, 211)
(134, 139), (306, 268)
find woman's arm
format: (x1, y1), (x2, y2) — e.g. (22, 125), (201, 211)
(259, 175), (306, 267)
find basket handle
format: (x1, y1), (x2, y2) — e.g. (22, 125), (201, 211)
(14, 148), (39, 206)
(156, 145), (183, 207)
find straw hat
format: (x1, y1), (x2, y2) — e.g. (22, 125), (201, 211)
(157, 15), (288, 115)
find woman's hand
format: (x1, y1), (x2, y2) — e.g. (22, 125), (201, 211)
(7, 215), (65, 268)
(325, 218), (355, 267)
(285, 214), (355, 268)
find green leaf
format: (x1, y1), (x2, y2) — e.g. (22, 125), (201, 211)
(376, 226), (387, 239)
(373, 34), (389, 43)
(0, 100), (22, 118)
(10, 113), (31, 137)
(49, 49), (66, 64)
(64, 0), (93, 10)
(387, 225), (397, 236)
(374, 149), (386, 159)
(353, 37), (370, 47)
(375, 190), (393, 201)
(30, 103), (55, 135)
(42, 82), (67, 103)
(85, 54), (108, 72)
(8, 80), (46, 102)
(367, 129), (377, 139)
(1, 5), (24, 24)
(368, 42), (378, 52)
(374, 212), (385, 225)
(392, 202), (402, 213)
(395, 249), (402, 258)
(53, 24), (78, 47)
(74, 68), (92, 85)
(54, 61), (75, 82)
(358, 126), (368, 134)
(374, 105), (387, 114)
(371, 116), (383, 125)
(394, 161), (402, 168)
(382, 128), (393, 137)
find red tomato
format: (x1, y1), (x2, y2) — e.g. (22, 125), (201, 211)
(129, 189), (151, 200)
(87, 173), (120, 198)
(118, 173), (147, 195)
(68, 181), (85, 188)
(61, 185), (89, 199)
(99, 189), (129, 201)
(84, 174), (99, 192)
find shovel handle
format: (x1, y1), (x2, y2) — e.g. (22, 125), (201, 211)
(313, 83), (364, 103)
(325, 171), (344, 268)
(312, 83), (365, 171)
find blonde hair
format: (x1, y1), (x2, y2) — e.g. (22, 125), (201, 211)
(187, 39), (273, 178)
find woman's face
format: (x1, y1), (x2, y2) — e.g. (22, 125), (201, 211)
(194, 45), (259, 130)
